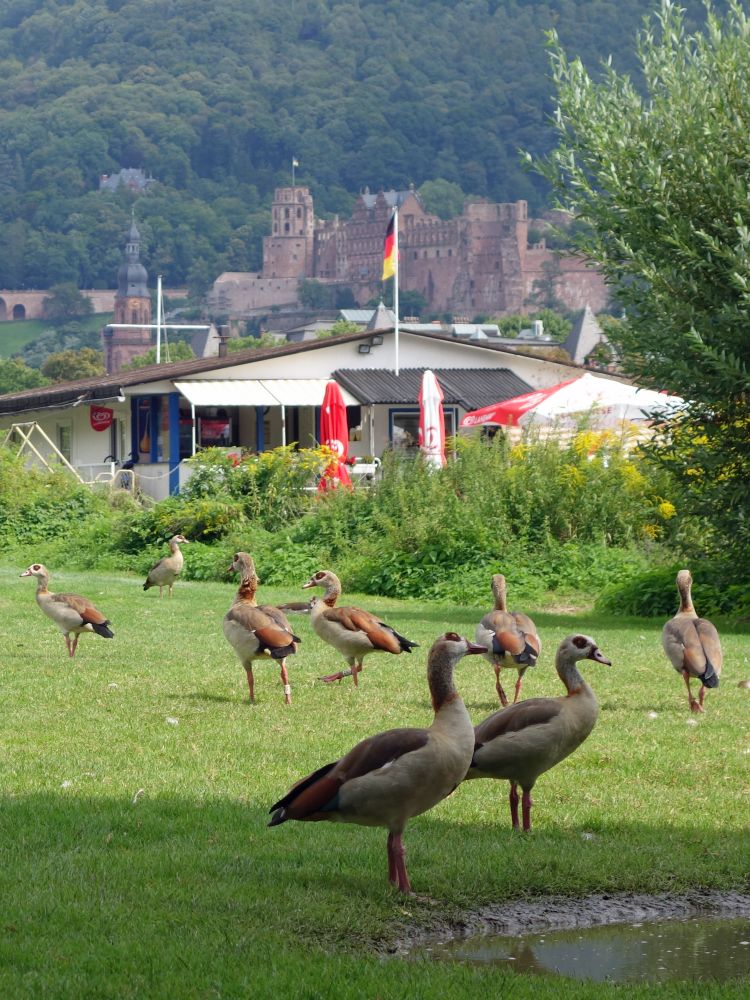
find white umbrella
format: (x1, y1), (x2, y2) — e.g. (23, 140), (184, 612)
(461, 373), (683, 429)
(418, 370), (446, 468)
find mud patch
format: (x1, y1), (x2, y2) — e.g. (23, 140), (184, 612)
(393, 889), (750, 955)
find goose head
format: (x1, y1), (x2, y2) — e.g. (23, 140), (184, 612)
(302, 569), (340, 591)
(171, 534), (189, 545)
(559, 634), (611, 665)
(20, 563), (48, 581)
(228, 551), (257, 580)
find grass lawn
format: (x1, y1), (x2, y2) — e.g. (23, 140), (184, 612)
(1, 564), (748, 998)
(0, 315), (113, 357)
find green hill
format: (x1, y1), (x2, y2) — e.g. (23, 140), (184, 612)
(0, 0), (708, 293)
(0, 315), (112, 360)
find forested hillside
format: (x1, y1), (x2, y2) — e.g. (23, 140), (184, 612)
(0, 0), (707, 293)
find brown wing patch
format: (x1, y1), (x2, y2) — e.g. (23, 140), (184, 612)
(54, 593), (107, 625)
(254, 623), (296, 650)
(494, 628), (526, 656)
(475, 699), (563, 742)
(282, 774), (343, 821)
(323, 606), (375, 632)
(340, 728), (429, 780)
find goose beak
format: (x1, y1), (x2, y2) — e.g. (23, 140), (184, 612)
(464, 640), (488, 655)
(19, 569), (32, 577)
(589, 647), (612, 665)
(301, 579), (315, 590)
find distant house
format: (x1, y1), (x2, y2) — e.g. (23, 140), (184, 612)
(99, 169), (155, 194)
(562, 305), (611, 366)
(0, 327), (606, 500)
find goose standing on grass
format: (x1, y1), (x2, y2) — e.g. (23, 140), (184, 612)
(20, 563), (114, 657)
(465, 634), (611, 832)
(475, 574), (541, 705)
(268, 632), (486, 893)
(224, 552), (300, 704)
(301, 570), (418, 684)
(143, 534), (189, 598)
(662, 569), (722, 713)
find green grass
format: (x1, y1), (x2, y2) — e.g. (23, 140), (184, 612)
(1, 564), (749, 998)
(0, 315), (113, 357)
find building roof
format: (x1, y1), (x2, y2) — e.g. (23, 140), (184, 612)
(0, 326), (583, 416)
(563, 304), (605, 364)
(333, 367), (532, 409)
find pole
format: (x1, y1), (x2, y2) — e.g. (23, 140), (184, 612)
(393, 206), (399, 377)
(292, 157), (296, 187)
(156, 274), (163, 364)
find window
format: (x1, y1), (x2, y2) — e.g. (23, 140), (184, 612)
(390, 408), (456, 451)
(57, 424), (71, 462)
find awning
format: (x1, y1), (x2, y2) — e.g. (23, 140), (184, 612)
(174, 379), (359, 408)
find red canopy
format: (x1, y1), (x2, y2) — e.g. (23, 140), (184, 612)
(318, 380), (352, 491)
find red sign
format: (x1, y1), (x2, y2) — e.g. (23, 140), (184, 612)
(90, 406), (114, 432)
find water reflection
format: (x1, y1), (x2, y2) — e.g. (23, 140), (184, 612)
(424, 917), (750, 983)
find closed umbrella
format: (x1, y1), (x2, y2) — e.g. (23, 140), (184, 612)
(318, 380), (352, 491)
(460, 373), (683, 429)
(419, 369), (446, 468)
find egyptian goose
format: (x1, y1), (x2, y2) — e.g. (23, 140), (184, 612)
(224, 552), (300, 704)
(465, 634), (611, 831)
(143, 534), (188, 597)
(301, 570), (418, 684)
(662, 569), (722, 713)
(268, 632), (487, 892)
(475, 574), (541, 706)
(20, 563), (114, 657)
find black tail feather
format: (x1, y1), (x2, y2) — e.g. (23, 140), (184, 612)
(92, 621), (114, 639)
(269, 760), (337, 815)
(702, 658), (720, 688)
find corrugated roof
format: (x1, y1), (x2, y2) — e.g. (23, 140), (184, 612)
(332, 368), (532, 409)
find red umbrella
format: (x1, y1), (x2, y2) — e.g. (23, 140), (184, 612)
(418, 369), (446, 468)
(318, 380), (352, 491)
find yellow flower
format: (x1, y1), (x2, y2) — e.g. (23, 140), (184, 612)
(657, 500), (677, 519)
(510, 443), (527, 461)
(561, 464), (584, 486)
(641, 523), (660, 540)
(621, 463), (645, 490)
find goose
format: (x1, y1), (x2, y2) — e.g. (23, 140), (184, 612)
(475, 574), (541, 706)
(465, 634), (611, 831)
(143, 534), (189, 597)
(20, 563), (114, 657)
(268, 632), (487, 893)
(662, 569), (722, 713)
(301, 570), (418, 684)
(224, 552), (300, 704)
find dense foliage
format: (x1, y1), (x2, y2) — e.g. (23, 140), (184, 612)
(0, 433), (696, 613)
(533, 0), (750, 578)
(0, 0), (710, 292)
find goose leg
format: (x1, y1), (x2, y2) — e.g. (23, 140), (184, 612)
(279, 660), (291, 705)
(388, 832), (411, 893)
(65, 635), (75, 658)
(521, 789), (533, 832)
(168, 584), (174, 598)
(509, 782), (520, 829)
(245, 666), (255, 703)
(513, 667), (526, 703)
(494, 665), (509, 707)
(682, 669), (703, 713)
(158, 586), (164, 599)
(70, 634), (80, 657)
(351, 659), (363, 687)
(699, 684), (707, 709)
(319, 667), (353, 683)
(387, 832), (398, 886)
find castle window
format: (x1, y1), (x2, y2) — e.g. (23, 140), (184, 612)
(413, 251), (418, 259)
(436, 250), (440, 258)
(131, 310), (138, 323)
(273, 224), (278, 234)
(285, 208), (290, 219)
(284, 223), (290, 233)
(448, 249), (452, 257)
(296, 207), (302, 218)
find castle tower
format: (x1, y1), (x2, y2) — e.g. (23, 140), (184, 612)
(103, 219), (152, 373)
(263, 186), (315, 279)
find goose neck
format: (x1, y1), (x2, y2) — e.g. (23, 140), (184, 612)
(428, 655), (459, 713)
(555, 653), (589, 695)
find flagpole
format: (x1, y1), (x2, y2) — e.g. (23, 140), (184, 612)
(394, 206), (399, 377)
(292, 157), (296, 187)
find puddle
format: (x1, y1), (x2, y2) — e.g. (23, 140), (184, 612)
(403, 891), (750, 984)
(421, 916), (750, 983)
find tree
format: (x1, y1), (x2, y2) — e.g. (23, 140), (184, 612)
(122, 342), (195, 370)
(0, 358), (49, 395)
(532, 0), (750, 564)
(417, 179), (466, 220)
(43, 283), (94, 324)
(41, 348), (105, 382)
(298, 280), (334, 310)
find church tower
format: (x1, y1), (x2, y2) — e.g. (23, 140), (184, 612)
(262, 186), (315, 278)
(103, 218), (152, 373)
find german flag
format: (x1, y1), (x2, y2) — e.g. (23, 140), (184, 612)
(382, 212), (397, 280)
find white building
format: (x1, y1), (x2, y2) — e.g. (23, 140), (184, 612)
(0, 327), (594, 500)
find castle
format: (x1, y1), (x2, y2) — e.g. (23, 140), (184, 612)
(209, 186), (608, 319)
